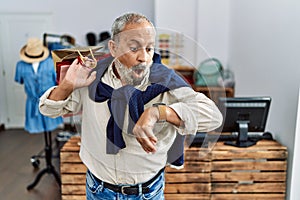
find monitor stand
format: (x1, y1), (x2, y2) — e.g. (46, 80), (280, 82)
(224, 120), (257, 147)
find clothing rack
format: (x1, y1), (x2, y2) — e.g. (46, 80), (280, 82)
(27, 131), (61, 190)
(43, 32), (80, 141)
(43, 33), (76, 48)
(29, 136), (60, 168)
(27, 116), (61, 190)
(27, 117), (61, 190)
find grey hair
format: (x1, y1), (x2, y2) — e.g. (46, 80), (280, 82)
(111, 12), (154, 42)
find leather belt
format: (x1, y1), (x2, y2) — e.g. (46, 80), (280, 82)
(92, 168), (165, 195)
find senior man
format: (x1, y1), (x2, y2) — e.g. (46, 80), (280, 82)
(39, 12), (222, 200)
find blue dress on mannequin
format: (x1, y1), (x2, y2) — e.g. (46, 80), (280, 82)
(15, 56), (63, 134)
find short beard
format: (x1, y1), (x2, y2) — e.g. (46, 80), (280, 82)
(115, 59), (152, 86)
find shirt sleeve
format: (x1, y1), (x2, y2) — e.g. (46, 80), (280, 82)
(15, 61), (24, 84)
(39, 86), (82, 118)
(168, 87), (223, 135)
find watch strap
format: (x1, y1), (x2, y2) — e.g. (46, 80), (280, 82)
(153, 103), (167, 122)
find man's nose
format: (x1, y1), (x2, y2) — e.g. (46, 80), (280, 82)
(137, 48), (149, 63)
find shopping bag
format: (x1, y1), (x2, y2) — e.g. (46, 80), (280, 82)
(51, 46), (106, 84)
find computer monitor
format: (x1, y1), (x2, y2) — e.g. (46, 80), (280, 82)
(217, 96), (271, 147)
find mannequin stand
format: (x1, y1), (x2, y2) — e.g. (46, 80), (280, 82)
(27, 131), (61, 190)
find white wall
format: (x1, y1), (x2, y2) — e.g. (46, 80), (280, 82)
(0, 37), (5, 124)
(197, 0), (230, 66)
(154, 0), (197, 39)
(291, 88), (300, 200)
(154, 0), (230, 69)
(228, 0), (300, 199)
(154, 0), (198, 66)
(0, 0), (154, 45)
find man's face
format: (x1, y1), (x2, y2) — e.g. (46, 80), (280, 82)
(109, 22), (156, 85)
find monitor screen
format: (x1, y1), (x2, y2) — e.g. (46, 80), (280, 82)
(217, 96), (271, 147)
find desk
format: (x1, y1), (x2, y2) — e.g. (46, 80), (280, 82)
(60, 137), (287, 200)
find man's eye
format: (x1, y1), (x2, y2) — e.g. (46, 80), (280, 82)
(146, 47), (154, 52)
(130, 47), (138, 52)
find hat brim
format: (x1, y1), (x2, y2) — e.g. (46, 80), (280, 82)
(19, 45), (50, 63)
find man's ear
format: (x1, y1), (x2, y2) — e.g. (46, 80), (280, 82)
(108, 40), (117, 57)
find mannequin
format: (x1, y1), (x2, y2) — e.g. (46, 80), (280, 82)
(15, 38), (63, 134)
(15, 37), (62, 190)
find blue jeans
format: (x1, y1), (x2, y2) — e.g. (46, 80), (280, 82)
(86, 170), (165, 200)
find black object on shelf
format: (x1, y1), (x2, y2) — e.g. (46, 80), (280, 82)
(0, 123), (5, 132)
(190, 131), (273, 148)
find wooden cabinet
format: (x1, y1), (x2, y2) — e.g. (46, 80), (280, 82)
(60, 137), (287, 200)
(60, 137), (85, 200)
(164, 140), (287, 200)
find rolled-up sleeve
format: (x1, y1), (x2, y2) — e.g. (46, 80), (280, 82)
(39, 86), (82, 118)
(168, 87), (223, 135)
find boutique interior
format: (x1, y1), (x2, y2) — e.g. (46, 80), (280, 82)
(0, 1), (299, 200)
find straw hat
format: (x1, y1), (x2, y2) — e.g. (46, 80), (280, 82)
(20, 38), (49, 63)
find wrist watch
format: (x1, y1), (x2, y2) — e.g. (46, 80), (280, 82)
(153, 103), (167, 122)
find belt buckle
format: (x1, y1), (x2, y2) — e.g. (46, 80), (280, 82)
(120, 185), (131, 195)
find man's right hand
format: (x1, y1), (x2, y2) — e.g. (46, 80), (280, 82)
(63, 58), (97, 89)
(48, 58), (97, 101)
